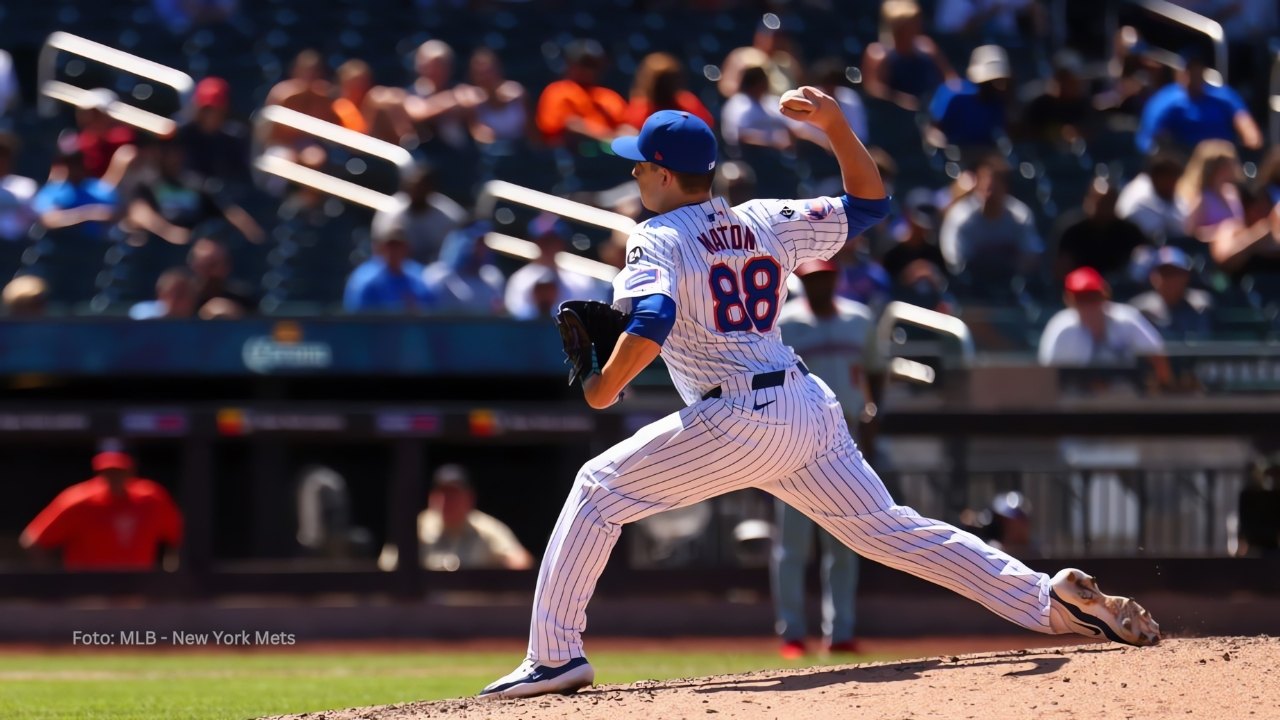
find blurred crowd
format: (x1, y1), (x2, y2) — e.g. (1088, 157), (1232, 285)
(0, 0), (1278, 366)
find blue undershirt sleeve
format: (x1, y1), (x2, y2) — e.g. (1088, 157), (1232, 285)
(625, 293), (677, 346)
(841, 194), (892, 240)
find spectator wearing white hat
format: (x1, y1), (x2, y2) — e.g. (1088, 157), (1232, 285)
(927, 45), (1013, 148)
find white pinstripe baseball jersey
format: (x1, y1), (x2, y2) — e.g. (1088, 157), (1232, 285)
(611, 195), (880, 405)
(518, 190), (1073, 669)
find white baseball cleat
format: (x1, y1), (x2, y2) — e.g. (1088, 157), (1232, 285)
(478, 656), (595, 699)
(1049, 568), (1161, 647)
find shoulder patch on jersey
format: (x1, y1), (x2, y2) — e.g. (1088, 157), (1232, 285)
(625, 268), (660, 291)
(780, 206), (795, 218)
(804, 198), (832, 220)
(627, 247), (644, 265)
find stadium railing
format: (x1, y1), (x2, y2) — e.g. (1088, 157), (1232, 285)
(37, 31), (193, 135)
(475, 179), (631, 283)
(1109, 0), (1228, 81)
(251, 105), (415, 214)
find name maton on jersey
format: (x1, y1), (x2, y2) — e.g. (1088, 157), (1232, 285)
(696, 224), (757, 254)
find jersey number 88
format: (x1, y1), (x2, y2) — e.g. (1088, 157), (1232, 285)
(709, 257), (781, 333)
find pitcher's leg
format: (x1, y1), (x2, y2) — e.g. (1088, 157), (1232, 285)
(771, 499), (814, 643)
(526, 411), (686, 664)
(527, 401), (785, 663)
(765, 446), (1055, 634)
(818, 528), (858, 645)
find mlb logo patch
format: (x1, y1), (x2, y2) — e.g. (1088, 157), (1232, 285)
(804, 199), (832, 220)
(625, 268), (660, 291)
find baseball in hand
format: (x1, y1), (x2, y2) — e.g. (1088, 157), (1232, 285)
(779, 89), (814, 115)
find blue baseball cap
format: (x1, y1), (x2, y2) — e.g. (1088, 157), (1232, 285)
(1152, 246), (1192, 271)
(611, 110), (717, 175)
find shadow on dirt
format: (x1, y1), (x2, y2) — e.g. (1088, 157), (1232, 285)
(695, 653), (1072, 693)
(582, 651), (1076, 697)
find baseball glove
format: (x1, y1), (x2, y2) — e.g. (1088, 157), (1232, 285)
(555, 300), (628, 386)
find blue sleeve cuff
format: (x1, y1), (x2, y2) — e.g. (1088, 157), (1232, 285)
(841, 194), (892, 240)
(625, 293), (677, 346)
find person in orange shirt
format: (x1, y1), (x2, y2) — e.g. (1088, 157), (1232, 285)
(20, 451), (183, 571)
(535, 40), (632, 146)
(332, 59), (417, 145)
(332, 59), (373, 134)
(625, 52), (715, 130)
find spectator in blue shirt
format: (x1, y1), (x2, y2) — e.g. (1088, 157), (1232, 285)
(423, 222), (506, 315)
(1136, 52), (1262, 154)
(31, 149), (119, 241)
(928, 45), (1012, 149)
(343, 225), (436, 313)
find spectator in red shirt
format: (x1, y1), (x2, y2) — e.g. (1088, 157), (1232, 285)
(19, 451), (183, 571)
(69, 90), (137, 180)
(625, 52), (714, 130)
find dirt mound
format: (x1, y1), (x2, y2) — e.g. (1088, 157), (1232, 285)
(270, 636), (1278, 720)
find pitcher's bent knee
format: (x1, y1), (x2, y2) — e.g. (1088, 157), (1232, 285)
(570, 464), (631, 528)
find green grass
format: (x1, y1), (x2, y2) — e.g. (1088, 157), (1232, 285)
(0, 648), (899, 720)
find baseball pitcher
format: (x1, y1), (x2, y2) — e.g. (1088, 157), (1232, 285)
(481, 89), (1160, 699)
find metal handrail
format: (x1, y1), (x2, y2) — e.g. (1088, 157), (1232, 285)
(476, 180), (637, 235)
(37, 32), (194, 118)
(1114, 0), (1228, 82)
(876, 301), (975, 370)
(474, 179), (636, 281)
(250, 105), (416, 213)
(483, 231), (619, 283)
(39, 80), (176, 136)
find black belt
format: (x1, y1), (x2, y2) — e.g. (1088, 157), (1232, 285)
(702, 361), (810, 400)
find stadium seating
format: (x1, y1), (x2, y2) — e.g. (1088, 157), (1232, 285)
(0, 0), (1275, 343)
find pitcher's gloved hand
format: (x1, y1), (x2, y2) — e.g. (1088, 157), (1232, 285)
(555, 300), (628, 386)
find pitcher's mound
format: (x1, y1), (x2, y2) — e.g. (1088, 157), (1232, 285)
(273, 636), (1278, 720)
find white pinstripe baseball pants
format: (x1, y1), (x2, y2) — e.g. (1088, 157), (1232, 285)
(528, 366), (1058, 662)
